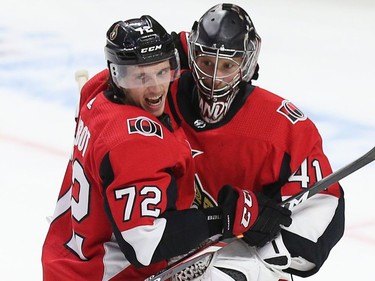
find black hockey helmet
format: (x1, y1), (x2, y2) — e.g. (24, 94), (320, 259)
(192, 4), (258, 53)
(188, 3), (261, 123)
(104, 15), (180, 92)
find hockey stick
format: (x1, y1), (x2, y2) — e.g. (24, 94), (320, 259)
(145, 235), (237, 281)
(75, 69), (89, 92)
(74, 69), (89, 119)
(145, 146), (375, 281)
(144, 236), (232, 281)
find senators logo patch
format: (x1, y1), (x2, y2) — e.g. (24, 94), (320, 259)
(193, 174), (217, 209)
(127, 116), (163, 139)
(277, 100), (307, 124)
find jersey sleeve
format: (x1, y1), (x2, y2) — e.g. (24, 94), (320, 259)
(79, 69), (109, 111)
(98, 133), (211, 267)
(279, 138), (345, 277)
(171, 31), (189, 69)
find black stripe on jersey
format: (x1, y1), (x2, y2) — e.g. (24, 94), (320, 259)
(263, 152), (292, 202)
(100, 153), (143, 266)
(167, 89), (182, 127)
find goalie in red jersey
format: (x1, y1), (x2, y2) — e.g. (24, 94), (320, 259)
(165, 3), (345, 281)
(42, 16), (228, 281)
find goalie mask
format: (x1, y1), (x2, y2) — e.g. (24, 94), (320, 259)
(188, 3), (261, 123)
(104, 15), (180, 96)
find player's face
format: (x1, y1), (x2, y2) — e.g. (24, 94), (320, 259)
(194, 55), (242, 91)
(123, 61), (171, 117)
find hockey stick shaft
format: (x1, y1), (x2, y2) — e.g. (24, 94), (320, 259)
(74, 69), (89, 119)
(145, 146), (375, 281)
(75, 69), (89, 92)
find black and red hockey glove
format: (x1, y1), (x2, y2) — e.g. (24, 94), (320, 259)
(217, 185), (292, 247)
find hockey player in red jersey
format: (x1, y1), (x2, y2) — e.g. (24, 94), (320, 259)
(165, 3), (345, 280)
(41, 16), (228, 281)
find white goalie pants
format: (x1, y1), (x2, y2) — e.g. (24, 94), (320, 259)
(195, 239), (292, 281)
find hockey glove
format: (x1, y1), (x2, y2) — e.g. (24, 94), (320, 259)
(217, 185), (292, 247)
(218, 185), (261, 238)
(243, 192), (292, 247)
(201, 206), (224, 237)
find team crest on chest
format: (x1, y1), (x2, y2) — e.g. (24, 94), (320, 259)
(277, 100), (307, 124)
(193, 174), (217, 209)
(127, 116), (163, 139)
(190, 149), (217, 209)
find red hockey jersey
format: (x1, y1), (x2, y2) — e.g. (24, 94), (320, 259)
(42, 72), (198, 280)
(166, 71), (345, 277)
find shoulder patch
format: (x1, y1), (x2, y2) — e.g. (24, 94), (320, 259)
(277, 100), (307, 124)
(127, 116), (163, 139)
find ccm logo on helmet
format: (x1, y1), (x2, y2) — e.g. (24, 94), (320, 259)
(141, 45), (162, 53)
